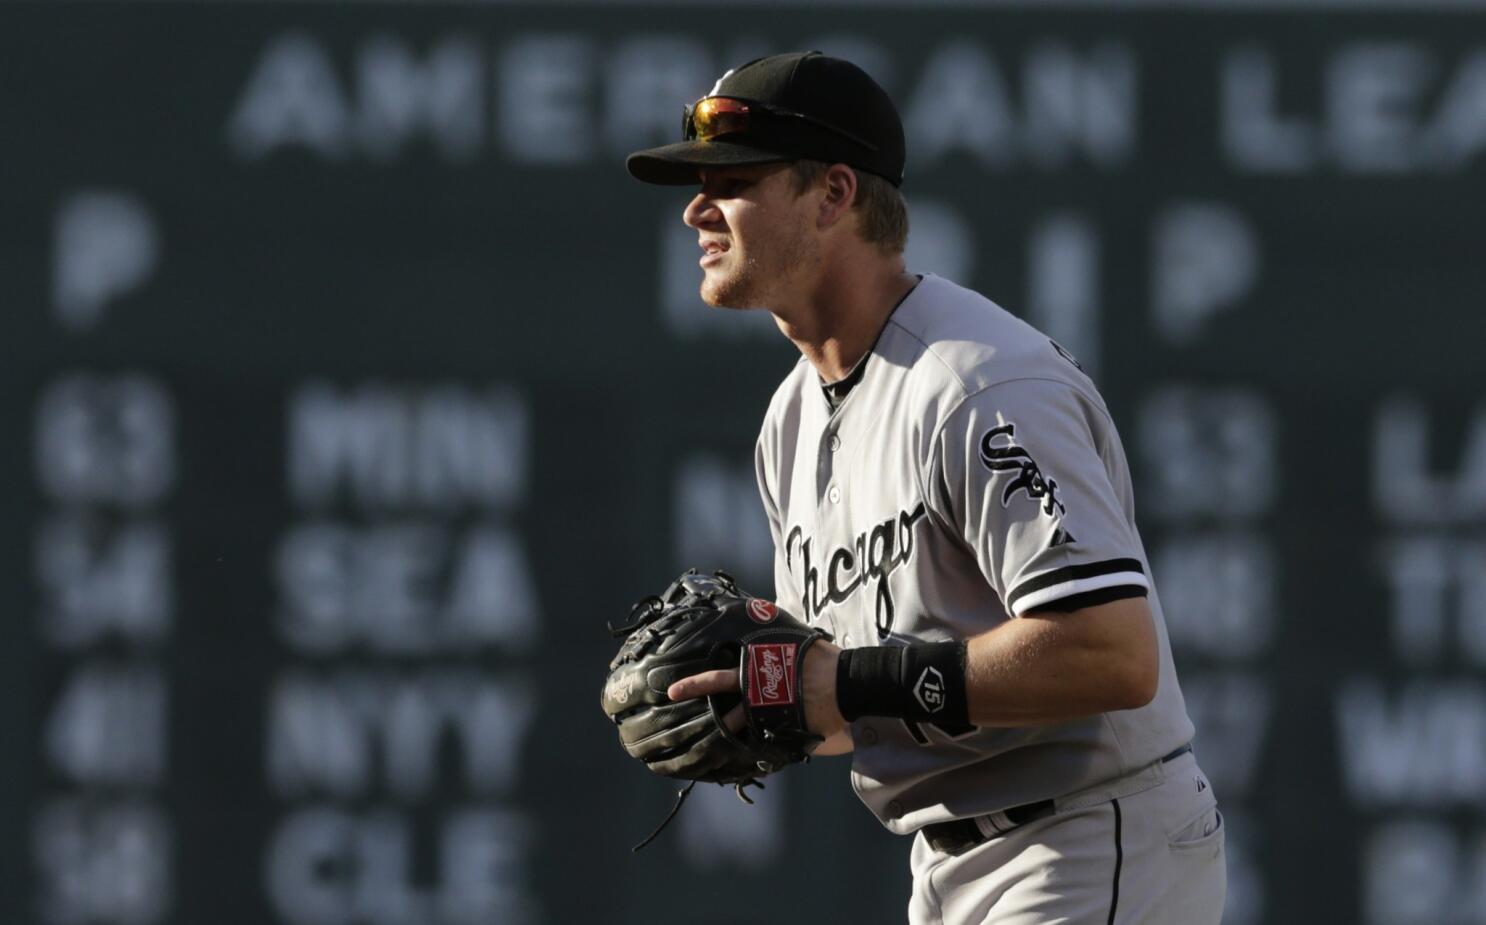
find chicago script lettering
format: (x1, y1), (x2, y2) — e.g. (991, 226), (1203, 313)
(784, 502), (928, 638)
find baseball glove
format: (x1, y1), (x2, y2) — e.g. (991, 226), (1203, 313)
(601, 569), (831, 848)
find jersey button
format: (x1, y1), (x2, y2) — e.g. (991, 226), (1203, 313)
(828, 433), (841, 452)
(828, 485), (841, 504)
(859, 725), (878, 745)
(887, 800), (904, 819)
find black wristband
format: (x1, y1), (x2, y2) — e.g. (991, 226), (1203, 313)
(836, 641), (970, 726)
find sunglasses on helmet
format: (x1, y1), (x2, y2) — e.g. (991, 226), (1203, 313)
(682, 96), (880, 152)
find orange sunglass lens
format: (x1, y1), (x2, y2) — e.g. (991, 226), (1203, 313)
(692, 98), (752, 141)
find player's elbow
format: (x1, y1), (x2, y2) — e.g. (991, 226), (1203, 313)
(1079, 596), (1159, 711)
(1111, 617), (1160, 710)
(1110, 655), (1159, 711)
(1060, 595), (1160, 711)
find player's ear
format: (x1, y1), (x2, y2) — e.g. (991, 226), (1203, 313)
(817, 163), (858, 230)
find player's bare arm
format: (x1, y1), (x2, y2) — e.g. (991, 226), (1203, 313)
(668, 594), (1157, 743)
(961, 595), (1159, 725)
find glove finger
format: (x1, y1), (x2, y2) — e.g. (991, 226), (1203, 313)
(644, 748), (726, 781)
(644, 727), (750, 780)
(616, 699), (709, 749)
(622, 707), (715, 757)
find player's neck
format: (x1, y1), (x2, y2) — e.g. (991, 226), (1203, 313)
(772, 257), (916, 383)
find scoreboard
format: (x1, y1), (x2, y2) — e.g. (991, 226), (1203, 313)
(3, 4), (1486, 923)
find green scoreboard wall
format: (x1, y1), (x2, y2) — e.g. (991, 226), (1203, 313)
(3, 4), (1486, 923)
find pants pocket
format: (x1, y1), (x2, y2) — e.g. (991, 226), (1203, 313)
(1168, 806), (1223, 852)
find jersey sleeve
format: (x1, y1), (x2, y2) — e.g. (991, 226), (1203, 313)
(926, 378), (1149, 616)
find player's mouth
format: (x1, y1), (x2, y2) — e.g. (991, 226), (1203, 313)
(699, 239), (729, 268)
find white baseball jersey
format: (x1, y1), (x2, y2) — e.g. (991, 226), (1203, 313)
(754, 274), (1194, 835)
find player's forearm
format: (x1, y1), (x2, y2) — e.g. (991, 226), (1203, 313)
(962, 595), (1159, 727)
(822, 596), (1158, 735)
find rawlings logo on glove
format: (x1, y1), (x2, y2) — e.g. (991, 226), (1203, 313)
(747, 644), (797, 707)
(747, 598), (779, 623)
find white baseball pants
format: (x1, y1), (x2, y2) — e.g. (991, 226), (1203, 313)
(908, 750), (1226, 924)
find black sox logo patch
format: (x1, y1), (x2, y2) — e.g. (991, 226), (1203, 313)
(979, 423), (1075, 547)
(783, 503), (928, 638)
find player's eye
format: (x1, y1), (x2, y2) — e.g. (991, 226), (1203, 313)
(704, 177), (750, 197)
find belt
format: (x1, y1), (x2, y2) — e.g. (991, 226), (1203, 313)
(921, 744), (1193, 857)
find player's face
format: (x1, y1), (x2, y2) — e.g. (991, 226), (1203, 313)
(682, 163), (819, 309)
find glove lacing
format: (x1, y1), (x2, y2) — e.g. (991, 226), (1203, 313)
(631, 778), (766, 853)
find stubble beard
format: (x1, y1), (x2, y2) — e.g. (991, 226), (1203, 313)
(700, 225), (817, 311)
(700, 250), (763, 309)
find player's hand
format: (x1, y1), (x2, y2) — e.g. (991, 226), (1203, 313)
(666, 642), (848, 740)
(667, 669), (746, 733)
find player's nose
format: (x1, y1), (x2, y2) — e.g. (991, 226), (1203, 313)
(682, 192), (722, 230)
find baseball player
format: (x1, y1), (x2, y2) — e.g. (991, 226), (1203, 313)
(625, 51), (1226, 923)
